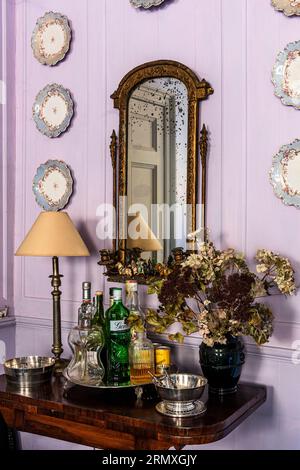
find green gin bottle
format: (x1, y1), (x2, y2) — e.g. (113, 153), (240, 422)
(106, 288), (131, 386)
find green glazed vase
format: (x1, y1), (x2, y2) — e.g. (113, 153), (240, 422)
(199, 335), (245, 395)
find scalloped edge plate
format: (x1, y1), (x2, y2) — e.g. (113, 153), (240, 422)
(32, 159), (73, 211)
(270, 139), (300, 208)
(33, 83), (74, 138)
(130, 0), (165, 9)
(31, 11), (72, 66)
(272, 40), (300, 110)
(271, 0), (300, 17)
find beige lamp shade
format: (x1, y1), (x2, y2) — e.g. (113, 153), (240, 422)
(127, 212), (163, 252)
(15, 212), (90, 257)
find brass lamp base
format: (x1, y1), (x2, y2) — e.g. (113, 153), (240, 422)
(53, 357), (70, 376)
(50, 256), (66, 374)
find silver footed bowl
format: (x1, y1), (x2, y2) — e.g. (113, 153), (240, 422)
(155, 373), (207, 402)
(4, 356), (55, 387)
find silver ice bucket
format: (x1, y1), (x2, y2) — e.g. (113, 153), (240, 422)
(155, 373), (207, 417)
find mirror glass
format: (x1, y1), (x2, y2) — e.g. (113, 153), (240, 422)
(127, 77), (188, 262)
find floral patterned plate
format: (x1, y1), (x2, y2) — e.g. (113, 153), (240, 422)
(33, 83), (74, 138)
(271, 0), (300, 16)
(272, 40), (300, 110)
(270, 139), (300, 208)
(31, 11), (71, 66)
(130, 0), (165, 8)
(33, 160), (73, 211)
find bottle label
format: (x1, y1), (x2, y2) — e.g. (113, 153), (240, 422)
(110, 320), (130, 332)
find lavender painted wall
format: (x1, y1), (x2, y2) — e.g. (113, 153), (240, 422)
(12, 0), (300, 449)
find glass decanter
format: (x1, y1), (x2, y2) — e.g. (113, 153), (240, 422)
(67, 308), (105, 386)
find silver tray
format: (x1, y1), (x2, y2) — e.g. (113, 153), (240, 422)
(63, 369), (152, 389)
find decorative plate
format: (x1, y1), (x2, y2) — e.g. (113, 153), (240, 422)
(271, 0), (300, 16)
(31, 11), (71, 66)
(270, 139), (300, 208)
(33, 83), (74, 138)
(272, 41), (300, 110)
(130, 0), (165, 8)
(33, 160), (73, 211)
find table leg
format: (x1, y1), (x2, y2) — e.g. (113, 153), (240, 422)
(0, 413), (20, 450)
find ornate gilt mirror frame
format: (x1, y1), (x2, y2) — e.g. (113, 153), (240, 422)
(99, 60), (213, 282)
(112, 60), (213, 260)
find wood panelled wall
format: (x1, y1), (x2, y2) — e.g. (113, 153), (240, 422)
(11, 0), (300, 449)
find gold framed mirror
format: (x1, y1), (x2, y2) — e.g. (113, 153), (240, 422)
(99, 60), (213, 282)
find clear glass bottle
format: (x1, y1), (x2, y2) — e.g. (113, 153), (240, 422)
(125, 280), (144, 339)
(66, 283), (105, 386)
(105, 288), (131, 386)
(78, 282), (95, 323)
(129, 332), (155, 385)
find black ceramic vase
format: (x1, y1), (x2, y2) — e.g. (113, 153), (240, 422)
(199, 335), (245, 395)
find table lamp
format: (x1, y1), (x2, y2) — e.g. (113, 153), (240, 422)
(15, 212), (90, 370)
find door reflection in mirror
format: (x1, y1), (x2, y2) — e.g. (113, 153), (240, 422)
(127, 77), (188, 262)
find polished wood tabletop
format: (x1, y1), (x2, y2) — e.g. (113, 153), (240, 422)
(0, 375), (266, 450)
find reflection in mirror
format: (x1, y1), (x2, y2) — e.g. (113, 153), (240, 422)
(98, 60), (213, 283)
(127, 77), (188, 262)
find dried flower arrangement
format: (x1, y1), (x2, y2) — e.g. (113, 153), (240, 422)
(146, 242), (296, 346)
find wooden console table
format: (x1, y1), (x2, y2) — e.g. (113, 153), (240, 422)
(0, 375), (266, 450)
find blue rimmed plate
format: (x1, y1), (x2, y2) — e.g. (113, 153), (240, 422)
(272, 0), (300, 17)
(270, 139), (300, 208)
(33, 83), (74, 138)
(33, 160), (73, 211)
(31, 11), (72, 66)
(272, 40), (300, 110)
(130, 0), (165, 8)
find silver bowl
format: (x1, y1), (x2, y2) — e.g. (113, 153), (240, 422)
(155, 373), (207, 401)
(4, 356), (55, 388)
